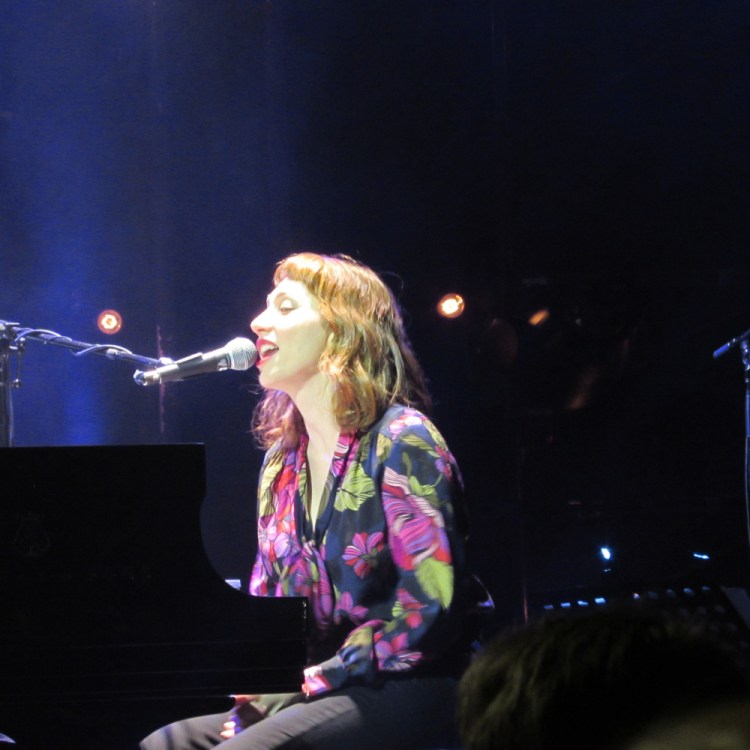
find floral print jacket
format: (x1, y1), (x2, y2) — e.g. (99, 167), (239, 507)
(249, 404), (469, 697)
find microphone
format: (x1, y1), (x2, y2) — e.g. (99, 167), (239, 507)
(133, 337), (257, 386)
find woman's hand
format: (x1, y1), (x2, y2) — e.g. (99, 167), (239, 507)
(220, 695), (267, 740)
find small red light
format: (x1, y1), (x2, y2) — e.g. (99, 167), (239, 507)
(97, 309), (123, 335)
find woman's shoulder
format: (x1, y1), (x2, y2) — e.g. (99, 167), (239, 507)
(260, 438), (299, 470)
(372, 404), (448, 448)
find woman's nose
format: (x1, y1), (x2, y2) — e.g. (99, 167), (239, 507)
(250, 310), (269, 335)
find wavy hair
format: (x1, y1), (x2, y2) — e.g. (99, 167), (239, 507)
(252, 253), (432, 449)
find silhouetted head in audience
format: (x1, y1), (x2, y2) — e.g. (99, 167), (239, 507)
(458, 606), (750, 750)
(626, 696), (750, 750)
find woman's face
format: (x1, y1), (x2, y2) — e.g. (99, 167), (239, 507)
(250, 278), (330, 397)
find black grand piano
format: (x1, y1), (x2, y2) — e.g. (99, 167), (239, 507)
(0, 444), (308, 749)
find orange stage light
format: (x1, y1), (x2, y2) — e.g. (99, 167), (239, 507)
(97, 309), (123, 334)
(437, 293), (465, 319)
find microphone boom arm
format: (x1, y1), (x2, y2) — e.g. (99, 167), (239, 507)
(0, 322), (162, 368)
(0, 318), (164, 448)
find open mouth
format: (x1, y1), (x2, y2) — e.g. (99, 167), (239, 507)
(257, 342), (279, 364)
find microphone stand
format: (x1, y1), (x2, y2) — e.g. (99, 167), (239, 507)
(0, 323), (17, 449)
(0, 319), (162, 448)
(713, 326), (750, 570)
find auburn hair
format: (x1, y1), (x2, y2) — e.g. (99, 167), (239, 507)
(251, 253), (432, 449)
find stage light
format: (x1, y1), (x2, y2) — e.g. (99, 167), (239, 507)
(600, 546), (613, 561)
(97, 309), (123, 335)
(437, 293), (465, 319)
(528, 308), (550, 326)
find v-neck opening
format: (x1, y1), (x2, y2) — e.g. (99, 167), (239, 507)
(295, 430), (358, 545)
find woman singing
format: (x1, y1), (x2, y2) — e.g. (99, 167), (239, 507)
(141, 252), (480, 750)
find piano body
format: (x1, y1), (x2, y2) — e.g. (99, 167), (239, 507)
(0, 444), (307, 748)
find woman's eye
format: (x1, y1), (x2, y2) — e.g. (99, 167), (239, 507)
(278, 303), (294, 314)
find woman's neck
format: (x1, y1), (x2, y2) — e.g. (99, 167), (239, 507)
(292, 375), (340, 525)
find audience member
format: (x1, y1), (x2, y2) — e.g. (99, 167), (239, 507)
(626, 696), (750, 750)
(458, 606), (750, 750)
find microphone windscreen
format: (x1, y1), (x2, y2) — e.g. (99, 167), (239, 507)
(225, 337), (258, 370)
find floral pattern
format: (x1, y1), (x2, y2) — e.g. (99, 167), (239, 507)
(249, 405), (465, 697)
(342, 531), (385, 578)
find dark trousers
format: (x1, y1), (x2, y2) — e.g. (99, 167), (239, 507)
(140, 677), (459, 750)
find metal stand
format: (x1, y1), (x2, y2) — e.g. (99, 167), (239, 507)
(0, 324), (17, 448)
(0, 319), (162, 448)
(713, 326), (750, 563)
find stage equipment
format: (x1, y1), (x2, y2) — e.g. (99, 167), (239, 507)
(0, 318), (161, 448)
(97, 309), (124, 334)
(713, 326), (750, 561)
(0, 319), (253, 447)
(133, 337), (257, 386)
(532, 582), (750, 678)
(437, 293), (466, 319)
